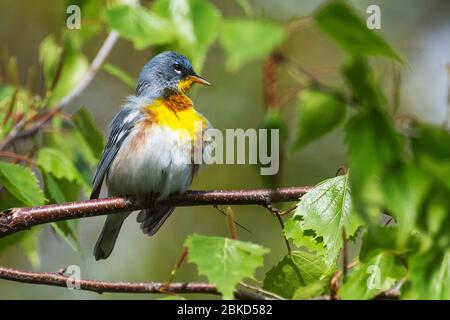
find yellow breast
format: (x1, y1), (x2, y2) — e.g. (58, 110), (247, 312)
(143, 94), (206, 140)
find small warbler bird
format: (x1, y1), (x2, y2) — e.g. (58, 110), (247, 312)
(91, 51), (211, 260)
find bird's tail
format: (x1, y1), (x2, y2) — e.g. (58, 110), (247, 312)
(94, 212), (130, 260)
(137, 207), (175, 236)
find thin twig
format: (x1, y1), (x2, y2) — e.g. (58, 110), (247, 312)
(0, 266), (268, 299)
(213, 205), (252, 233)
(0, 187), (311, 238)
(226, 207), (238, 240)
(2, 87), (18, 126)
(0, 151), (35, 166)
(263, 203), (292, 255)
(49, 46), (65, 91)
(239, 282), (286, 300)
(167, 246), (189, 284)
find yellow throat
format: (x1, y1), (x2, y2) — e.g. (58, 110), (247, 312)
(144, 94), (206, 140)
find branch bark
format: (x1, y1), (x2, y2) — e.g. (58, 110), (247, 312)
(0, 187), (310, 238)
(0, 266), (271, 299)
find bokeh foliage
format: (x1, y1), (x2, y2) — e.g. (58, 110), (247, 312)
(0, 0), (449, 299)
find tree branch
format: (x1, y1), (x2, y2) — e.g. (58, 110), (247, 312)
(0, 266), (271, 299)
(0, 31), (119, 151)
(0, 187), (310, 238)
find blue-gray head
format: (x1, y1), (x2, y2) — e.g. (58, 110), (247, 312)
(136, 51), (210, 98)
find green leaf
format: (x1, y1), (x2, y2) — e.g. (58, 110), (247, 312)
(0, 230), (27, 254)
(0, 227), (42, 268)
(20, 227), (42, 268)
(39, 35), (61, 88)
(406, 249), (450, 299)
(345, 108), (402, 207)
(293, 174), (364, 266)
(42, 173), (80, 251)
(43, 38), (89, 105)
(185, 234), (269, 300)
(52, 55), (89, 105)
(188, 0), (221, 69)
(382, 164), (430, 233)
(63, 0), (103, 48)
(315, 1), (401, 61)
(293, 279), (330, 300)
(263, 251), (332, 299)
(412, 124), (450, 191)
(345, 225), (411, 299)
(51, 221), (79, 252)
(0, 161), (46, 206)
(36, 148), (89, 194)
(342, 58), (382, 109)
(339, 254), (407, 299)
(102, 62), (135, 89)
(293, 89), (346, 149)
(152, 0), (221, 69)
(104, 5), (174, 49)
(234, 0), (253, 16)
(284, 218), (326, 254)
(72, 107), (105, 160)
(220, 19), (285, 71)
(43, 172), (66, 203)
(359, 226), (415, 263)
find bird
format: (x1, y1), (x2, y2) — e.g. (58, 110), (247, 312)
(90, 51), (212, 260)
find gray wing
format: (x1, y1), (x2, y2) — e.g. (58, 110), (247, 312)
(90, 106), (141, 199)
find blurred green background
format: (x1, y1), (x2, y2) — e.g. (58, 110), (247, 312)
(0, 0), (449, 299)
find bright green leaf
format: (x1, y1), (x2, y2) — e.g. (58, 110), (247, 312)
(0, 161), (46, 206)
(188, 0), (221, 68)
(36, 148), (89, 194)
(345, 108), (402, 207)
(72, 107), (105, 160)
(293, 89), (346, 149)
(412, 124), (450, 191)
(43, 172), (66, 203)
(293, 279), (330, 300)
(19, 227), (42, 268)
(51, 221), (79, 252)
(359, 226), (415, 263)
(104, 5), (174, 49)
(293, 174), (364, 266)
(263, 251), (332, 299)
(220, 19), (285, 71)
(63, 0), (103, 48)
(342, 58), (382, 109)
(382, 164), (430, 233)
(234, 0), (253, 16)
(315, 1), (401, 61)
(152, 0), (221, 69)
(185, 234), (269, 300)
(284, 218), (326, 254)
(49, 50), (89, 105)
(39, 35), (61, 88)
(406, 250), (450, 299)
(339, 254), (407, 299)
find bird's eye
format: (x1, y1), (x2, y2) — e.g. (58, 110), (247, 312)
(173, 63), (182, 74)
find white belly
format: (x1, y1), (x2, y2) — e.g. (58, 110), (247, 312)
(106, 125), (195, 198)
